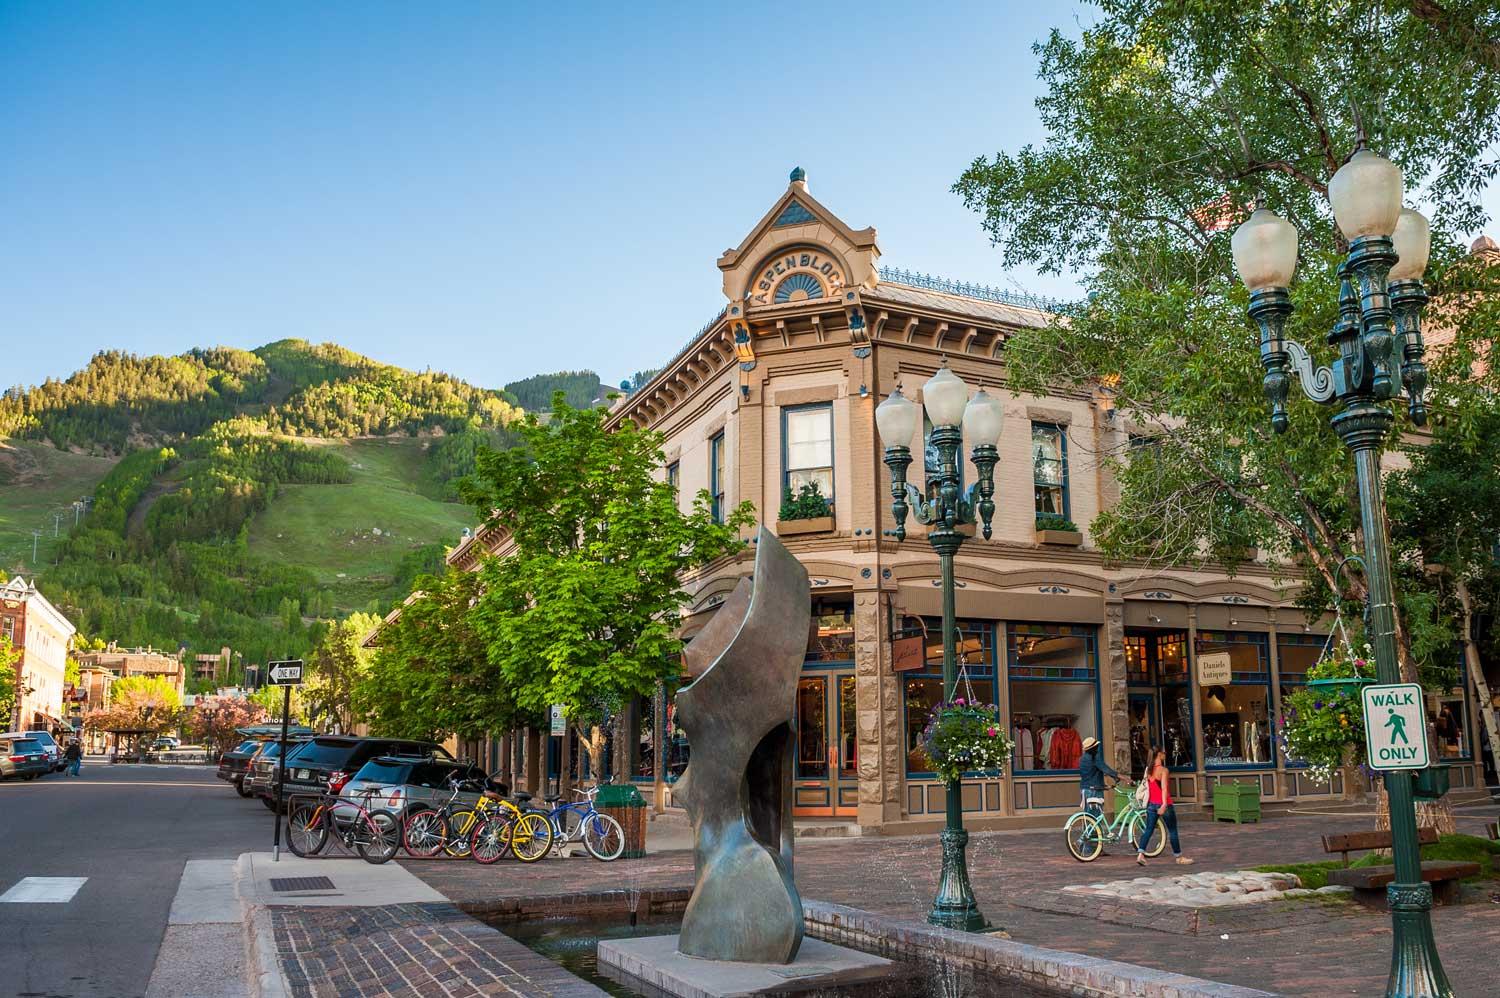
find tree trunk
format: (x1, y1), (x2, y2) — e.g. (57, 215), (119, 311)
(1375, 784), (1456, 836)
(578, 725), (607, 786)
(1456, 580), (1500, 769)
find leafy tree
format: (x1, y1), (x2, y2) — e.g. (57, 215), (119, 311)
(357, 570), (524, 741)
(304, 613), (377, 733)
(188, 695), (270, 756)
(248, 683), (307, 724)
(952, 1), (1500, 679)
(0, 636), (18, 725)
(88, 675), (184, 737)
(460, 396), (754, 774)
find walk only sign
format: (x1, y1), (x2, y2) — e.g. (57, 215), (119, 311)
(1361, 682), (1430, 770)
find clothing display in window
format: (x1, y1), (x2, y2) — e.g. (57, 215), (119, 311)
(1012, 723), (1035, 769)
(1010, 715), (1082, 770)
(1049, 726), (1082, 770)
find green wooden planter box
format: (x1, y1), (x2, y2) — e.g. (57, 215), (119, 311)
(1212, 780), (1262, 824)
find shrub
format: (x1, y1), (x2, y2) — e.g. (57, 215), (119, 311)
(779, 482), (832, 521)
(1035, 512), (1080, 532)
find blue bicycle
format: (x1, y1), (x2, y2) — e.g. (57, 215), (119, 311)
(528, 782), (626, 861)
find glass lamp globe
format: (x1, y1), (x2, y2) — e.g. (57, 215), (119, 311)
(1231, 209), (1299, 291)
(874, 387), (920, 448)
(922, 366), (969, 428)
(962, 389), (1004, 447)
(1390, 208), (1431, 282)
(1329, 149), (1403, 241)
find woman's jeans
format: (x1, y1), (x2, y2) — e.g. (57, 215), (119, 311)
(67, 758), (82, 776)
(1137, 802), (1181, 855)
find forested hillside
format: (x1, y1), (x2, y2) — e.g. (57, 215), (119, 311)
(0, 339), (542, 671)
(501, 370), (609, 411)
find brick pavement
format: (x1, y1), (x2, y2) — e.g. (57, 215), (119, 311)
(407, 805), (1500, 996)
(269, 902), (608, 998)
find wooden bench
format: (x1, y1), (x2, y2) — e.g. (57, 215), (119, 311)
(1320, 828), (1479, 908)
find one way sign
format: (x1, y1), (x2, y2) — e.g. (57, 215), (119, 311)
(267, 659), (304, 686)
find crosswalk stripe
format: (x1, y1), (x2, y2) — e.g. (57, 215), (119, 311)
(0, 877), (88, 903)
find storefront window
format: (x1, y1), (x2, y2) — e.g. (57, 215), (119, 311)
(1275, 633), (1326, 767)
(1429, 690), (1470, 760)
(898, 618), (995, 777)
(1008, 623), (1099, 772)
(663, 694), (690, 781)
(806, 595), (855, 664)
(1197, 631), (1272, 767)
(629, 692), (658, 780)
(1126, 630), (1192, 772)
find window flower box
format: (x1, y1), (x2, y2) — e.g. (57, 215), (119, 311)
(778, 515), (835, 536)
(1036, 528), (1083, 546)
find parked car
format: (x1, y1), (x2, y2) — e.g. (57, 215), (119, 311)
(0, 737), (53, 780)
(216, 739), (264, 796)
(269, 736), (456, 814)
(151, 736), (181, 751)
(245, 738), (309, 808)
(22, 731), (61, 772)
(335, 756), (486, 823)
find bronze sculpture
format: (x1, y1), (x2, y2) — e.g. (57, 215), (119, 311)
(673, 528), (809, 964)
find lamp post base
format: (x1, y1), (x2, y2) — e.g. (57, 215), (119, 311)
(1387, 883), (1454, 998)
(928, 827), (987, 932)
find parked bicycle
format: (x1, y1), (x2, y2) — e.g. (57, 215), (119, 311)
(1062, 784), (1166, 862)
(285, 788), (402, 864)
(467, 790), (552, 865)
(532, 783), (625, 861)
(402, 775), (491, 859)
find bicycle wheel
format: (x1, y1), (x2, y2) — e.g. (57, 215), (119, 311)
(581, 812), (625, 862)
(356, 811), (402, 865)
(509, 812), (553, 863)
(1129, 811), (1168, 858)
(469, 815), (513, 865)
(1064, 812), (1104, 862)
(286, 802), (328, 858)
(442, 808), (479, 858)
(402, 808), (447, 859)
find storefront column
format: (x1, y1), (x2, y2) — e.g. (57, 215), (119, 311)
(652, 681), (667, 814)
(1267, 610), (1290, 799)
(559, 730), (573, 802)
(525, 727), (542, 795)
(1186, 606), (1205, 803)
(1103, 601), (1129, 776)
(854, 590), (899, 826)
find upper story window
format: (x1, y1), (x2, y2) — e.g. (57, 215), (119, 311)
(1, 615), (14, 644)
(665, 461), (680, 496)
(1031, 423), (1068, 519)
(710, 432), (726, 523)
(923, 415), (963, 501)
(783, 404), (833, 504)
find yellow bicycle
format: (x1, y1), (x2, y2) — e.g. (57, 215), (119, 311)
(469, 791), (552, 864)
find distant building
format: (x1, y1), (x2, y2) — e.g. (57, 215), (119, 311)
(1, 576), (78, 733)
(75, 645), (186, 698)
(193, 646), (233, 683)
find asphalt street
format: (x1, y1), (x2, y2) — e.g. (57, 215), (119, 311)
(0, 762), (269, 998)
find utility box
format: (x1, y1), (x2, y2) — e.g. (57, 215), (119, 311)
(1213, 780), (1262, 824)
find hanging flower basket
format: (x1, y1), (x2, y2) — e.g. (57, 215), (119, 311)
(1277, 643), (1378, 784)
(1306, 676), (1376, 698)
(919, 699), (1013, 785)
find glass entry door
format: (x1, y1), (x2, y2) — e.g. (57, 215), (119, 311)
(1128, 692), (1161, 780)
(794, 672), (858, 817)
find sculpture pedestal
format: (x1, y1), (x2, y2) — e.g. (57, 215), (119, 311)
(597, 934), (898, 998)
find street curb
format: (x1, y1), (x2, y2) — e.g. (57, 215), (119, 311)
(237, 854), (289, 998)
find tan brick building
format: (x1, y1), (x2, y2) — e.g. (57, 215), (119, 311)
(453, 170), (1486, 830)
(2, 576), (77, 734)
(75, 645), (186, 698)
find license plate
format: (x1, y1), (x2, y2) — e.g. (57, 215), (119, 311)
(297, 769), (311, 780)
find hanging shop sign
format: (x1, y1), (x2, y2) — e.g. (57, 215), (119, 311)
(891, 635), (926, 673)
(1197, 651), (1232, 686)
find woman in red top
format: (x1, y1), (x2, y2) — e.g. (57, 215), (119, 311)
(1137, 749), (1192, 866)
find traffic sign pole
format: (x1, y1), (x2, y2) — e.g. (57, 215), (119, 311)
(272, 684), (289, 861)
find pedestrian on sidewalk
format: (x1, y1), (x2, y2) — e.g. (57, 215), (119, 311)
(1137, 748), (1192, 867)
(64, 739), (83, 777)
(1078, 736), (1122, 854)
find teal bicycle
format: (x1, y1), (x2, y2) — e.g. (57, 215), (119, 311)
(1063, 784), (1166, 862)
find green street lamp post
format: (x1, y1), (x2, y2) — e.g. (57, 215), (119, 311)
(874, 365), (1003, 932)
(1231, 148), (1450, 997)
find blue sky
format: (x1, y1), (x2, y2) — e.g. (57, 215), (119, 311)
(2, 3), (1494, 392)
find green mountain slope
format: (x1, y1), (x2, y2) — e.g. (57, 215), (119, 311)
(0, 340), (529, 667)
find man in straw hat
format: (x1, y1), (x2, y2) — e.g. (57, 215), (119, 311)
(1078, 735), (1123, 853)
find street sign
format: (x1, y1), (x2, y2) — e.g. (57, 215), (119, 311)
(550, 704), (566, 736)
(1362, 683), (1430, 770)
(1197, 651), (1232, 686)
(267, 660), (304, 686)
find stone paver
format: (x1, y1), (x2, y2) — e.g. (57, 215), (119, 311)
(270, 902), (608, 998)
(407, 805), (1500, 996)
(1062, 869), (1307, 906)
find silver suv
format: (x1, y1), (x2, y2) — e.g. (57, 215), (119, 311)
(335, 757), (487, 824)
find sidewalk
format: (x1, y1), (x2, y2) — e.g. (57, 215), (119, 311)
(406, 802), (1500, 997)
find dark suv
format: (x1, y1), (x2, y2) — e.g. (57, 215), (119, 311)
(272, 736), (455, 810)
(216, 739), (263, 796)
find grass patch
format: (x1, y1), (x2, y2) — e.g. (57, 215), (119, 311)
(246, 437), (473, 612)
(0, 439), (118, 572)
(1254, 833), (1500, 889)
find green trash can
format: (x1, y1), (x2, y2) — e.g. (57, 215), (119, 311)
(596, 783), (648, 858)
(1413, 765), (1450, 800)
